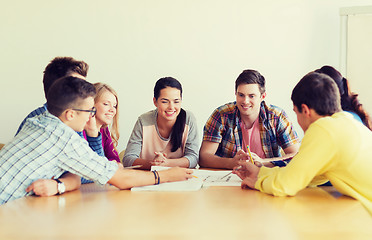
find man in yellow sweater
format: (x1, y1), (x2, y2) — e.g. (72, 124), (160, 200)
(234, 71), (372, 215)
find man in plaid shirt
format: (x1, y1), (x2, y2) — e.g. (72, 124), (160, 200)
(199, 69), (300, 169)
(0, 77), (192, 204)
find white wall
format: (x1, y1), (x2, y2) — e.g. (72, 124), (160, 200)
(347, 13), (372, 115)
(1, 0), (371, 152)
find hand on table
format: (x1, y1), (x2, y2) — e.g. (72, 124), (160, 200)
(160, 167), (194, 182)
(26, 179), (58, 196)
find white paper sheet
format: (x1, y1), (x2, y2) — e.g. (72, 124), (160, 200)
(130, 167), (242, 191)
(193, 169), (242, 187)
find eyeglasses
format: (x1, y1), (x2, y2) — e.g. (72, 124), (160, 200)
(72, 107), (97, 117)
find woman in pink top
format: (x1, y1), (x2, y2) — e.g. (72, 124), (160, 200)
(84, 83), (120, 162)
(123, 77), (199, 169)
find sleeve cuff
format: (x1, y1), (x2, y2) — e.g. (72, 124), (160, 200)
(270, 159), (292, 167)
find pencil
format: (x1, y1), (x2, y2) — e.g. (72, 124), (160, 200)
(220, 171), (232, 180)
(125, 165), (142, 169)
(247, 145), (254, 164)
(220, 166), (242, 180)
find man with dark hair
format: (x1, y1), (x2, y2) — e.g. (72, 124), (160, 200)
(234, 72), (372, 215)
(42, 57), (89, 99)
(17, 57), (89, 134)
(0, 77), (193, 204)
(16, 57), (103, 185)
(199, 69), (300, 169)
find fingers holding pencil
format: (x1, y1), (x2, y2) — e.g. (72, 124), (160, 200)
(233, 160), (260, 181)
(244, 147), (264, 167)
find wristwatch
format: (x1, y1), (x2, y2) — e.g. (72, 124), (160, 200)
(55, 179), (66, 195)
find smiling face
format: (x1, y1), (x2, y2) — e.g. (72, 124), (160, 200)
(235, 83), (266, 119)
(95, 90), (117, 127)
(153, 87), (182, 124)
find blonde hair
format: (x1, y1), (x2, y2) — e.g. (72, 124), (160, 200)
(93, 82), (120, 150)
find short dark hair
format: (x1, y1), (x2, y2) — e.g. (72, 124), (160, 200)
(43, 57), (89, 98)
(154, 77), (185, 152)
(291, 72), (341, 116)
(235, 69), (265, 94)
(47, 77), (96, 117)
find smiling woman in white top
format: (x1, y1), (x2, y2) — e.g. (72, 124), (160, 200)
(123, 77), (199, 170)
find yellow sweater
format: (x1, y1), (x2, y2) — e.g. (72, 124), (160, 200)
(256, 112), (372, 214)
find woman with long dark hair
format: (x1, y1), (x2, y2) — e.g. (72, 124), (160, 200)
(315, 66), (371, 130)
(123, 77), (199, 169)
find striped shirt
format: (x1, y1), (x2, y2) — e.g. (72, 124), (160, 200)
(203, 101), (300, 166)
(0, 111), (118, 205)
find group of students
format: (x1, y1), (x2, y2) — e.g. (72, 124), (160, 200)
(0, 56), (371, 215)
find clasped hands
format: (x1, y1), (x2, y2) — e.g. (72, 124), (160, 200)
(151, 152), (169, 166)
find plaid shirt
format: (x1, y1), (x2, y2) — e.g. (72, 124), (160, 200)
(16, 103), (104, 156)
(0, 111), (118, 205)
(203, 101), (300, 165)
(16, 103), (104, 184)
(16, 104), (48, 136)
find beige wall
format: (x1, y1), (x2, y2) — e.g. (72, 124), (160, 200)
(1, 0), (371, 151)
